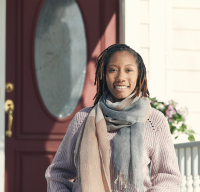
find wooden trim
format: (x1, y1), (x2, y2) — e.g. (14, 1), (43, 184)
(0, 0), (6, 191)
(174, 141), (200, 149)
(119, 0), (125, 44)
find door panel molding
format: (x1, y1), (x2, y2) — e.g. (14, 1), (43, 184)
(16, 150), (55, 192)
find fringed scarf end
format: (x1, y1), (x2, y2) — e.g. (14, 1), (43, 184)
(113, 169), (143, 192)
(114, 170), (129, 191)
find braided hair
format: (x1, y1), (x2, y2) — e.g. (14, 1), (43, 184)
(93, 44), (149, 105)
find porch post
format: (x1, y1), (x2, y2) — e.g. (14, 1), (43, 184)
(120, 0), (140, 52)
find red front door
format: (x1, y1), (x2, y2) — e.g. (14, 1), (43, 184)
(5, 0), (118, 191)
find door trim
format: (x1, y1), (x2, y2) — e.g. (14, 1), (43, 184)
(119, 0), (125, 44)
(0, 0), (6, 191)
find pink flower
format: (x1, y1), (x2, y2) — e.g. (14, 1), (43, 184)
(169, 118), (173, 122)
(166, 108), (175, 118)
(168, 104), (173, 110)
(166, 110), (171, 118)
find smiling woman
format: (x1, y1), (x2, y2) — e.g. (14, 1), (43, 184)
(45, 44), (182, 192)
(93, 44), (149, 106)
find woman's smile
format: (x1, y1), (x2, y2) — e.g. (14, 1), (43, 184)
(114, 85), (129, 91)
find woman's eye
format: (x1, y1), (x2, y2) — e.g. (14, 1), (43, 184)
(127, 69), (133, 72)
(108, 68), (117, 72)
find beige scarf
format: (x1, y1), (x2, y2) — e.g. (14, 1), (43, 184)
(74, 92), (151, 192)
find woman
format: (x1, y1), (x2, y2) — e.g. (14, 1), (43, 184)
(45, 44), (182, 192)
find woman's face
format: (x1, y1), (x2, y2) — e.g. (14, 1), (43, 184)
(106, 51), (139, 102)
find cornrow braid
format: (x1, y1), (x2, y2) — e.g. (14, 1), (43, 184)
(93, 44), (149, 106)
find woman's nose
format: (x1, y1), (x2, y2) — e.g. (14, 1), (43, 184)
(116, 71), (125, 82)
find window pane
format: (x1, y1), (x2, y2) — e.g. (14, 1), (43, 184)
(35, 0), (87, 118)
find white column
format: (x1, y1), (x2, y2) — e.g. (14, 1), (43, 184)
(179, 148), (186, 192)
(186, 147), (193, 191)
(0, 0), (6, 191)
(192, 147), (200, 192)
(149, 0), (166, 101)
(124, 0), (140, 52)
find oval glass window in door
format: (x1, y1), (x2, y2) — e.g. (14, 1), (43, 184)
(35, 0), (87, 119)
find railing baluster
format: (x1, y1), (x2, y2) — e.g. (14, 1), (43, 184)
(179, 148), (186, 192)
(192, 146), (199, 192)
(174, 141), (200, 191)
(198, 147), (200, 189)
(175, 148), (181, 192)
(175, 148), (178, 160)
(186, 147), (193, 191)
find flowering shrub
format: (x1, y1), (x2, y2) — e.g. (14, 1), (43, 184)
(150, 97), (195, 141)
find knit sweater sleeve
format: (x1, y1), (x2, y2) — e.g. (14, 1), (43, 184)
(45, 107), (92, 192)
(147, 110), (182, 192)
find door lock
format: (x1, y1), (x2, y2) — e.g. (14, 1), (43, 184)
(5, 82), (14, 93)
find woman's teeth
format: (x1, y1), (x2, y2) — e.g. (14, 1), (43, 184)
(114, 86), (127, 89)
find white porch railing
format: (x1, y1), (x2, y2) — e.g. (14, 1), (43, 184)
(174, 141), (200, 192)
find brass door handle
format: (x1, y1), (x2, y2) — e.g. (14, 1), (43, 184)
(5, 100), (14, 137)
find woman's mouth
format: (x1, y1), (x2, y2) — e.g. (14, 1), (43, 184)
(114, 85), (128, 91)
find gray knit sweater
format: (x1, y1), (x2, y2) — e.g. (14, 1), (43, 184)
(45, 107), (182, 192)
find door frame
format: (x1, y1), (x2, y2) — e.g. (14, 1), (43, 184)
(0, 0), (6, 191)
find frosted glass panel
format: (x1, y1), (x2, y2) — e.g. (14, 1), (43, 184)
(35, 0), (87, 118)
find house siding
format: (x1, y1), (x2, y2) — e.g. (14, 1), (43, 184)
(172, 0), (200, 142)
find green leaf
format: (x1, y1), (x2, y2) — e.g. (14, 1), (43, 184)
(170, 126), (177, 134)
(173, 114), (179, 118)
(176, 118), (184, 123)
(150, 97), (157, 101)
(179, 124), (187, 132)
(175, 136), (178, 139)
(188, 130), (195, 134)
(188, 135), (195, 142)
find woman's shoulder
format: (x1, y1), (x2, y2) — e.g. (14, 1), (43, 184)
(147, 107), (168, 131)
(67, 107), (92, 135)
(73, 107), (92, 126)
(74, 107), (92, 119)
